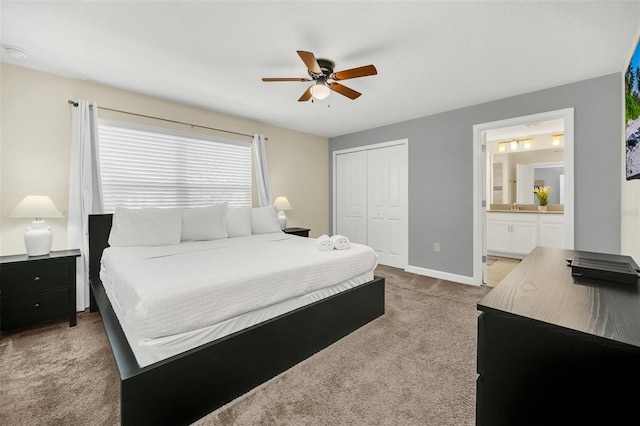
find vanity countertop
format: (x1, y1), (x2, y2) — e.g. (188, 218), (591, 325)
(488, 209), (563, 214)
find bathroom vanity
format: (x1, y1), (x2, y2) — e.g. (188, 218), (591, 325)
(487, 209), (564, 258)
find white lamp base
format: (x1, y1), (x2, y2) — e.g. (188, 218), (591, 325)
(24, 220), (53, 256)
(277, 210), (287, 230)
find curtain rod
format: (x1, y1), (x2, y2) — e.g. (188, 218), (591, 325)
(67, 100), (262, 140)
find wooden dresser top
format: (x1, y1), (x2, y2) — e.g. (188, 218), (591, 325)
(478, 246), (640, 348)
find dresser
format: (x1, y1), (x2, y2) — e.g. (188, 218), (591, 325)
(476, 246), (640, 426)
(0, 249), (80, 332)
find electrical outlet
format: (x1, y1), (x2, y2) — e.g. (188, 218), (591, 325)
(434, 242), (440, 252)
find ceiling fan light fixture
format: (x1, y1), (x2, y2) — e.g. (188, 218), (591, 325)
(311, 83), (330, 100)
(262, 50), (375, 102)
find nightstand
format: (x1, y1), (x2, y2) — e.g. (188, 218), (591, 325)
(283, 227), (310, 237)
(0, 249), (80, 332)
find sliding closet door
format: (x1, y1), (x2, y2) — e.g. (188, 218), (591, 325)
(335, 141), (407, 268)
(367, 145), (406, 268)
(336, 151), (368, 245)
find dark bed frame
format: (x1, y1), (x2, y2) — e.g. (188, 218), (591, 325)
(88, 214), (385, 425)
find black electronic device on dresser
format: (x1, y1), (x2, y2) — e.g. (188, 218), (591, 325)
(0, 249), (80, 332)
(476, 247), (640, 426)
(283, 227), (310, 237)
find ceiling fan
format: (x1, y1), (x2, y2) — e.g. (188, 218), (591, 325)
(262, 50), (377, 102)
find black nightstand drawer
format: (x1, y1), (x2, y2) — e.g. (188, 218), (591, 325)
(283, 227), (310, 237)
(1, 249), (80, 332)
(1, 289), (70, 331)
(1, 262), (71, 296)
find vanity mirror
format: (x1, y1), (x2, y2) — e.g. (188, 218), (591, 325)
(488, 123), (565, 207)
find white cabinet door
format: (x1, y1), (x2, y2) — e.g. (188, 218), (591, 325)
(487, 220), (510, 253)
(487, 213), (538, 257)
(509, 221), (538, 254)
(336, 151), (368, 245)
(540, 215), (565, 248)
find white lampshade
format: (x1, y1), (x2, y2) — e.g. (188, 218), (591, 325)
(273, 196), (293, 211)
(9, 195), (63, 219)
(273, 196), (292, 230)
(311, 83), (330, 100)
(9, 195), (63, 256)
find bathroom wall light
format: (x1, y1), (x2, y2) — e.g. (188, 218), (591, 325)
(510, 140), (518, 150)
(498, 142), (506, 152)
(552, 134), (563, 147)
(523, 139), (532, 149)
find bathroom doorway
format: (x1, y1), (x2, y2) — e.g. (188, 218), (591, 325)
(472, 108), (575, 285)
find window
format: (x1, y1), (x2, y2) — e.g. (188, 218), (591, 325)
(98, 121), (251, 212)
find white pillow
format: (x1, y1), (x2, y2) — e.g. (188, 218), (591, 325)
(251, 206), (282, 234)
(182, 203), (228, 241)
(108, 207), (183, 247)
(226, 207), (252, 237)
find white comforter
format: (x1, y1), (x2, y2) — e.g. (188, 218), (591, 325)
(100, 233), (378, 339)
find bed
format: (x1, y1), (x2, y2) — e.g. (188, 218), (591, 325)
(88, 210), (385, 425)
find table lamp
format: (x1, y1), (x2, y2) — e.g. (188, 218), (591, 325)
(273, 196), (292, 230)
(8, 195), (63, 256)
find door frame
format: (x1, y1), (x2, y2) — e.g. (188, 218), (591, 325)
(332, 139), (409, 269)
(473, 108), (574, 285)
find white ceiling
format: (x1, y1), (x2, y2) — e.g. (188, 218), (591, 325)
(2, 1), (639, 138)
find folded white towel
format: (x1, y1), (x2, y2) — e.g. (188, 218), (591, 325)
(315, 234), (334, 251)
(330, 234), (351, 250)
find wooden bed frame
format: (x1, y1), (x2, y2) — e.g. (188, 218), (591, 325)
(88, 213), (385, 425)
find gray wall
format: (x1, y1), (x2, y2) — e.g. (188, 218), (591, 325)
(330, 73), (622, 278)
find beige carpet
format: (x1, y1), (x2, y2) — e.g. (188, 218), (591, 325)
(0, 265), (490, 425)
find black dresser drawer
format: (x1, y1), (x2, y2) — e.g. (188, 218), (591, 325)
(1, 289), (70, 331)
(1, 261), (71, 296)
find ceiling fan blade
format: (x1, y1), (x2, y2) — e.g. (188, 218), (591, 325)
(331, 64), (378, 81)
(262, 77), (311, 82)
(297, 50), (322, 74)
(298, 86), (313, 102)
(328, 82), (361, 100)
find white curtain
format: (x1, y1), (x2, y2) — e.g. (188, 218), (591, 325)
(68, 99), (104, 311)
(252, 133), (272, 207)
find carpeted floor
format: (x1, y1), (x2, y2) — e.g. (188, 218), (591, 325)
(0, 265), (491, 425)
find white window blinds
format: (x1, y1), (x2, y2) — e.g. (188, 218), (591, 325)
(98, 121), (251, 213)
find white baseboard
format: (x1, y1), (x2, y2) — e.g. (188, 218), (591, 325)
(404, 264), (482, 286)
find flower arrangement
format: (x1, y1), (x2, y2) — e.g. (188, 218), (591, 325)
(533, 185), (552, 206)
